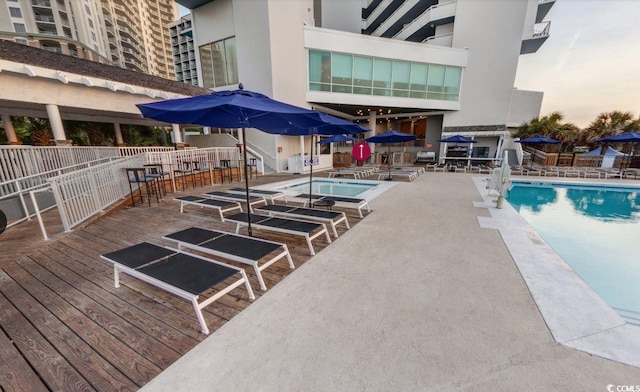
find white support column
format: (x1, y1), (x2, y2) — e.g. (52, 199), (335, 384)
(368, 111), (377, 153)
(172, 123), (183, 144)
(1, 113), (19, 144)
(45, 104), (69, 145)
(114, 123), (124, 146)
(203, 126), (211, 135)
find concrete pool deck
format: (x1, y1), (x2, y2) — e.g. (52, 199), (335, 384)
(141, 172), (640, 391)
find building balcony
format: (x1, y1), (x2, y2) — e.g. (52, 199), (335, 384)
(393, 1), (456, 41)
(34, 15), (56, 23)
(31, 0), (52, 8)
(422, 32), (453, 47)
(537, 0), (556, 23)
(521, 21), (551, 54)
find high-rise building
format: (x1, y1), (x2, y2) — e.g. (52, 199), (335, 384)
(177, 0), (554, 172)
(169, 14), (198, 86)
(0, 0), (178, 79)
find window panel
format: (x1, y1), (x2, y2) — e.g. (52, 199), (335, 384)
(224, 37), (238, 85)
(199, 44), (214, 89)
(373, 58), (391, 89)
(211, 40), (228, 87)
(392, 60), (410, 91)
(444, 66), (461, 94)
(309, 50), (331, 84)
(427, 64), (445, 93)
(410, 63), (428, 91)
(13, 23), (26, 33)
(9, 7), (21, 18)
(353, 56), (372, 87)
(331, 53), (352, 86)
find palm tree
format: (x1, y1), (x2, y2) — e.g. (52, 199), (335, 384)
(583, 111), (639, 141)
(515, 111), (579, 152)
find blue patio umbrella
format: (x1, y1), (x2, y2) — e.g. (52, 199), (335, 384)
(318, 134), (358, 144)
(137, 86), (365, 234)
(365, 130), (416, 180)
(596, 131), (640, 172)
(437, 134), (477, 144)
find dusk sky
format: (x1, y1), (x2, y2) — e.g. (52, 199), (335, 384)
(179, 1), (640, 129)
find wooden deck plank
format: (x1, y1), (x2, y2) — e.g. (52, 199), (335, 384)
(0, 292), (68, 392)
(20, 253), (183, 369)
(0, 268), (135, 391)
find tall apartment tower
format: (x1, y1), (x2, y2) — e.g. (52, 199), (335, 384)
(169, 14), (198, 86)
(0, 0), (178, 79)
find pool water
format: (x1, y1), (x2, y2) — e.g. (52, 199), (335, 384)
(506, 182), (640, 324)
(284, 180), (377, 197)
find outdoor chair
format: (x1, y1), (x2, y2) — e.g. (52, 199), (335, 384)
(220, 159), (241, 181)
(226, 187), (287, 204)
(433, 163), (448, 172)
(125, 167), (160, 207)
(246, 158), (259, 179)
(173, 161), (195, 190)
(174, 196), (243, 220)
(295, 194), (371, 218)
(256, 204), (350, 238)
(144, 163), (170, 195)
(223, 212), (331, 255)
(163, 227), (294, 291)
(101, 242), (255, 335)
(203, 191), (268, 212)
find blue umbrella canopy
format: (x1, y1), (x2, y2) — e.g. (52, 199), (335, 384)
(516, 135), (561, 144)
(318, 134), (358, 144)
(365, 130), (416, 180)
(437, 134), (477, 143)
(137, 87), (367, 233)
(365, 130), (416, 144)
(596, 131), (640, 143)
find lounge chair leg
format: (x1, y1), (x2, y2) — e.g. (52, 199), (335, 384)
(113, 265), (120, 288)
(240, 270), (255, 300)
(306, 235), (315, 256)
(284, 246), (295, 269)
(192, 297), (210, 335)
(331, 223), (339, 238)
(254, 265), (267, 291)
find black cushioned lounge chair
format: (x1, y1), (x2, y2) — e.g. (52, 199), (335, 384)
(295, 194), (371, 218)
(203, 191), (268, 212)
(101, 242), (254, 335)
(226, 187), (287, 204)
(174, 195), (242, 220)
(255, 204), (350, 238)
(163, 227), (294, 291)
(223, 213), (331, 255)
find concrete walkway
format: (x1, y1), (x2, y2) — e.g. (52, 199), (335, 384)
(141, 173), (640, 391)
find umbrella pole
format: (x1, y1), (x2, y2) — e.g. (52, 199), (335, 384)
(309, 135), (314, 206)
(387, 144), (391, 180)
(242, 127), (252, 237)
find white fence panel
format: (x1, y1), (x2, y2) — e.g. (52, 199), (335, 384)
(48, 155), (144, 231)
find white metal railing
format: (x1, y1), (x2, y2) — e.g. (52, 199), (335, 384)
(48, 155), (144, 232)
(372, 0), (420, 36)
(532, 21), (551, 37)
(118, 146), (174, 156)
(47, 147), (240, 232)
(393, 1), (456, 40)
(423, 32), (454, 46)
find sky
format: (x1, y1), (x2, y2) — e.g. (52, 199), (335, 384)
(514, 0), (640, 128)
(179, 1), (640, 129)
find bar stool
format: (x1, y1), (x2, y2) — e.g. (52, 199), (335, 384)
(173, 161), (194, 191)
(144, 163), (170, 196)
(221, 159), (241, 181)
(191, 160), (207, 186)
(213, 160), (232, 183)
(126, 168), (160, 207)
(247, 158), (258, 179)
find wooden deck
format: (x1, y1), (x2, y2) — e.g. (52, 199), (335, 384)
(0, 173), (367, 391)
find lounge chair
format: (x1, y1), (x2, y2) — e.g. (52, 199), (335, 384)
(295, 194), (371, 218)
(101, 242), (254, 335)
(163, 227), (294, 291)
(328, 170), (363, 179)
(255, 204), (350, 238)
(226, 187), (288, 204)
(174, 196), (243, 220)
(203, 191), (268, 212)
(377, 170), (420, 181)
(433, 163), (448, 172)
(223, 213), (331, 255)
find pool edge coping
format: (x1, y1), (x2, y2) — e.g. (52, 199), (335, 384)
(472, 176), (640, 368)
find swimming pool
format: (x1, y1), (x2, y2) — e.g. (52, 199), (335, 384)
(506, 181), (640, 324)
(282, 179), (378, 197)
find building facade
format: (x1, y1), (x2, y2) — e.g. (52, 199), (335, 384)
(0, 0), (178, 79)
(177, 0), (554, 171)
(169, 14), (198, 86)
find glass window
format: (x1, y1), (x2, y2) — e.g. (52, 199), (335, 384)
(224, 37), (238, 85)
(199, 44), (214, 88)
(427, 64), (445, 99)
(85, 4), (91, 14)
(309, 50), (331, 87)
(13, 23), (26, 33)
(410, 63), (427, 91)
(353, 56), (372, 94)
(211, 40), (228, 87)
(88, 19), (93, 28)
(373, 58), (391, 95)
(392, 60), (410, 97)
(9, 7), (21, 18)
(443, 66), (461, 101)
(331, 53), (352, 93)
(14, 38), (27, 45)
